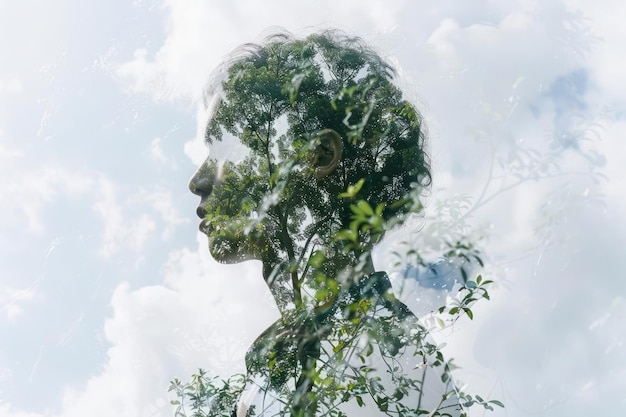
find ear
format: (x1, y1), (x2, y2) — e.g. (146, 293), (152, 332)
(312, 129), (344, 179)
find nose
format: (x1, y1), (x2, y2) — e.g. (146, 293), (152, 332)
(189, 176), (213, 196)
(189, 175), (213, 218)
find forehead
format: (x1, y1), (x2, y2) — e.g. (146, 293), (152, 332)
(206, 134), (250, 164)
(203, 95), (245, 161)
(205, 90), (292, 163)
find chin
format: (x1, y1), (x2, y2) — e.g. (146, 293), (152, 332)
(208, 237), (256, 264)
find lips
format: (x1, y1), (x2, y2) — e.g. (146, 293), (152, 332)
(199, 218), (209, 233)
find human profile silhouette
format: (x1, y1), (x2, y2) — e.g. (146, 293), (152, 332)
(189, 30), (461, 417)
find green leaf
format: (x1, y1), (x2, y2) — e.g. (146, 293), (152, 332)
(334, 229), (357, 243)
(460, 267), (468, 283)
(308, 250), (326, 267)
(376, 396), (388, 412)
(356, 200), (374, 216)
(315, 288), (329, 301)
(489, 400), (505, 408)
(338, 178), (365, 199)
(463, 308), (474, 320)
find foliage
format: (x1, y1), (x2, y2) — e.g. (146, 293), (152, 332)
(183, 31), (503, 416)
(169, 274), (503, 416)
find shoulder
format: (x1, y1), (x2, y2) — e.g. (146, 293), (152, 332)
(352, 271), (416, 320)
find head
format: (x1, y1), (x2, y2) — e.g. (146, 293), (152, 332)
(189, 30), (430, 296)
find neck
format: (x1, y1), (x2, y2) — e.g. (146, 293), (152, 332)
(262, 249), (379, 316)
(262, 260), (295, 315)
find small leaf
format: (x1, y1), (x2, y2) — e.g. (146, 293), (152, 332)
(489, 400), (505, 408)
(334, 229), (357, 243)
(308, 250), (326, 267)
(377, 396), (388, 412)
(356, 200), (374, 216)
(338, 178), (365, 199)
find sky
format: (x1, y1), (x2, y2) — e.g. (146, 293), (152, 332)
(0, 1), (625, 416)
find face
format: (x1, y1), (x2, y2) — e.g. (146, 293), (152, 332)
(189, 131), (272, 263)
(189, 117), (343, 265)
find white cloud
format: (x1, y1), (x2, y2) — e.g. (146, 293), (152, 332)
(389, 8), (625, 415)
(148, 137), (167, 164)
(599, 121), (626, 211)
(0, 285), (35, 321)
(116, 0), (421, 103)
(0, 404), (47, 417)
(0, 154), (187, 265)
(183, 134), (207, 168)
(0, 77), (23, 95)
(0, 140), (23, 160)
(0, 133), (93, 236)
(0, 147), (189, 264)
(564, 0), (626, 100)
(133, 189), (189, 240)
(0, 164), (93, 233)
(94, 178), (189, 257)
(115, 0), (234, 102)
(31, 234), (278, 417)
(160, 236), (278, 375)
(93, 177), (157, 258)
